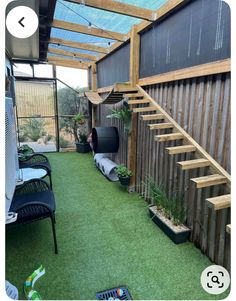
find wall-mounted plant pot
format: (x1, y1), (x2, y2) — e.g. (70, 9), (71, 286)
(149, 205), (191, 244)
(118, 176), (131, 186)
(75, 142), (91, 153)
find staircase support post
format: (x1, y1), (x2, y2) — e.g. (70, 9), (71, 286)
(91, 63), (97, 128)
(128, 25), (140, 191)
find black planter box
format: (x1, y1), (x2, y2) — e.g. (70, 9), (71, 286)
(149, 206), (191, 244)
(76, 142), (91, 153)
(118, 176), (131, 186)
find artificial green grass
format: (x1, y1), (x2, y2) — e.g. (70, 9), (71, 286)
(6, 153), (229, 300)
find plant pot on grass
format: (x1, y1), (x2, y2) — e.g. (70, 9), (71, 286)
(75, 133), (91, 153)
(116, 165), (132, 186)
(147, 178), (191, 244)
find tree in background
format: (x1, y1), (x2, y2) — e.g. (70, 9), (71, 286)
(57, 86), (89, 146)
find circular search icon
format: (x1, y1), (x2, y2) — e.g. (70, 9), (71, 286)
(6, 6), (38, 39)
(201, 265), (230, 295)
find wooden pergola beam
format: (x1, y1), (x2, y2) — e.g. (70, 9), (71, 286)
(48, 47), (97, 61)
(65, 0), (156, 21)
(47, 56), (90, 69)
(50, 37), (109, 54)
(52, 19), (127, 41)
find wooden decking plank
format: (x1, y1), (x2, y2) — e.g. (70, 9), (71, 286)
(133, 106), (157, 113)
(141, 113), (164, 121)
(191, 174), (227, 188)
(128, 99), (150, 105)
(166, 145), (196, 155)
(177, 158), (210, 170)
(206, 194), (231, 210)
(124, 93), (143, 98)
(148, 123), (173, 130)
(155, 133), (184, 142)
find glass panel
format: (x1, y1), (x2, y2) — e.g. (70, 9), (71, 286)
(15, 80), (55, 117)
(59, 117), (76, 150)
(18, 117), (56, 152)
(13, 64), (33, 77)
(15, 79), (57, 153)
(57, 80), (89, 150)
(56, 66), (88, 89)
(34, 64), (53, 78)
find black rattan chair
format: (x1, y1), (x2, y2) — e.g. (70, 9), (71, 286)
(19, 154), (52, 189)
(8, 179), (58, 254)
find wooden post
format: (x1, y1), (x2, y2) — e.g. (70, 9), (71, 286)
(128, 25), (140, 191)
(91, 63), (97, 128)
(130, 25), (140, 86)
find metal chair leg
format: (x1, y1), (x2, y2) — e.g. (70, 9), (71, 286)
(49, 172), (53, 190)
(51, 215), (58, 254)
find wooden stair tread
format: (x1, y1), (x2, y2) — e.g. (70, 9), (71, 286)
(133, 106), (157, 113)
(206, 194), (231, 210)
(177, 158), (210, 170)
(124, 93), (143, 98)
(148, 123), (173, 130)
(226, 224), (231, 234)
(155, 133), (184, 142)
(141, 114), (164, 121)
(191, 174), (227, 188)
(166, 145), (196, 155)
(128, 99), (150, 105)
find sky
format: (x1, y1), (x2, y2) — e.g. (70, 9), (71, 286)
(13, 63), (88, 89)
(56, 66), (88, 89)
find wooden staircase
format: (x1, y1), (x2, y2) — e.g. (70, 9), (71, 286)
(125, 85), (231, 234)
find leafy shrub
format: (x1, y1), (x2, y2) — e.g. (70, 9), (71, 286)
(19, 118), (46, 141)
(148, 177), (186, 226)
(116, 165), (132, 178)
(79, 133), (88, 143)
(59, 136), (69, 148)
(106, 103), (132, 133)
(18, 144), (34, 159)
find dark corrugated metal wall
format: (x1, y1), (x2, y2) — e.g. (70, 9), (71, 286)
(140, 0), (230, 78)
(97, 43), (130, 88)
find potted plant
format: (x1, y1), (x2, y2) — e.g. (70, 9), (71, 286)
(75, 132), (91, 153)
(73, 113), (86, 125)
(69, 113), (90, 153)
(116, 165), (132, 186)
(106, 102), (132, 134)
(18, 144), (34, 160)
(147, 178), (191, 244)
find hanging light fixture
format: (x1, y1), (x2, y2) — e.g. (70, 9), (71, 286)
(80, 0), (85, 8)
(88, 22), (92, 31)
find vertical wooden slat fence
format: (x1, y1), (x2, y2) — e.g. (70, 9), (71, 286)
(135, 73), (231, 269)
(96, 72), (230, 270)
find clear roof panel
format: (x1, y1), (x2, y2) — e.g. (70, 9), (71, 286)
(49, 0), (169, 60)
